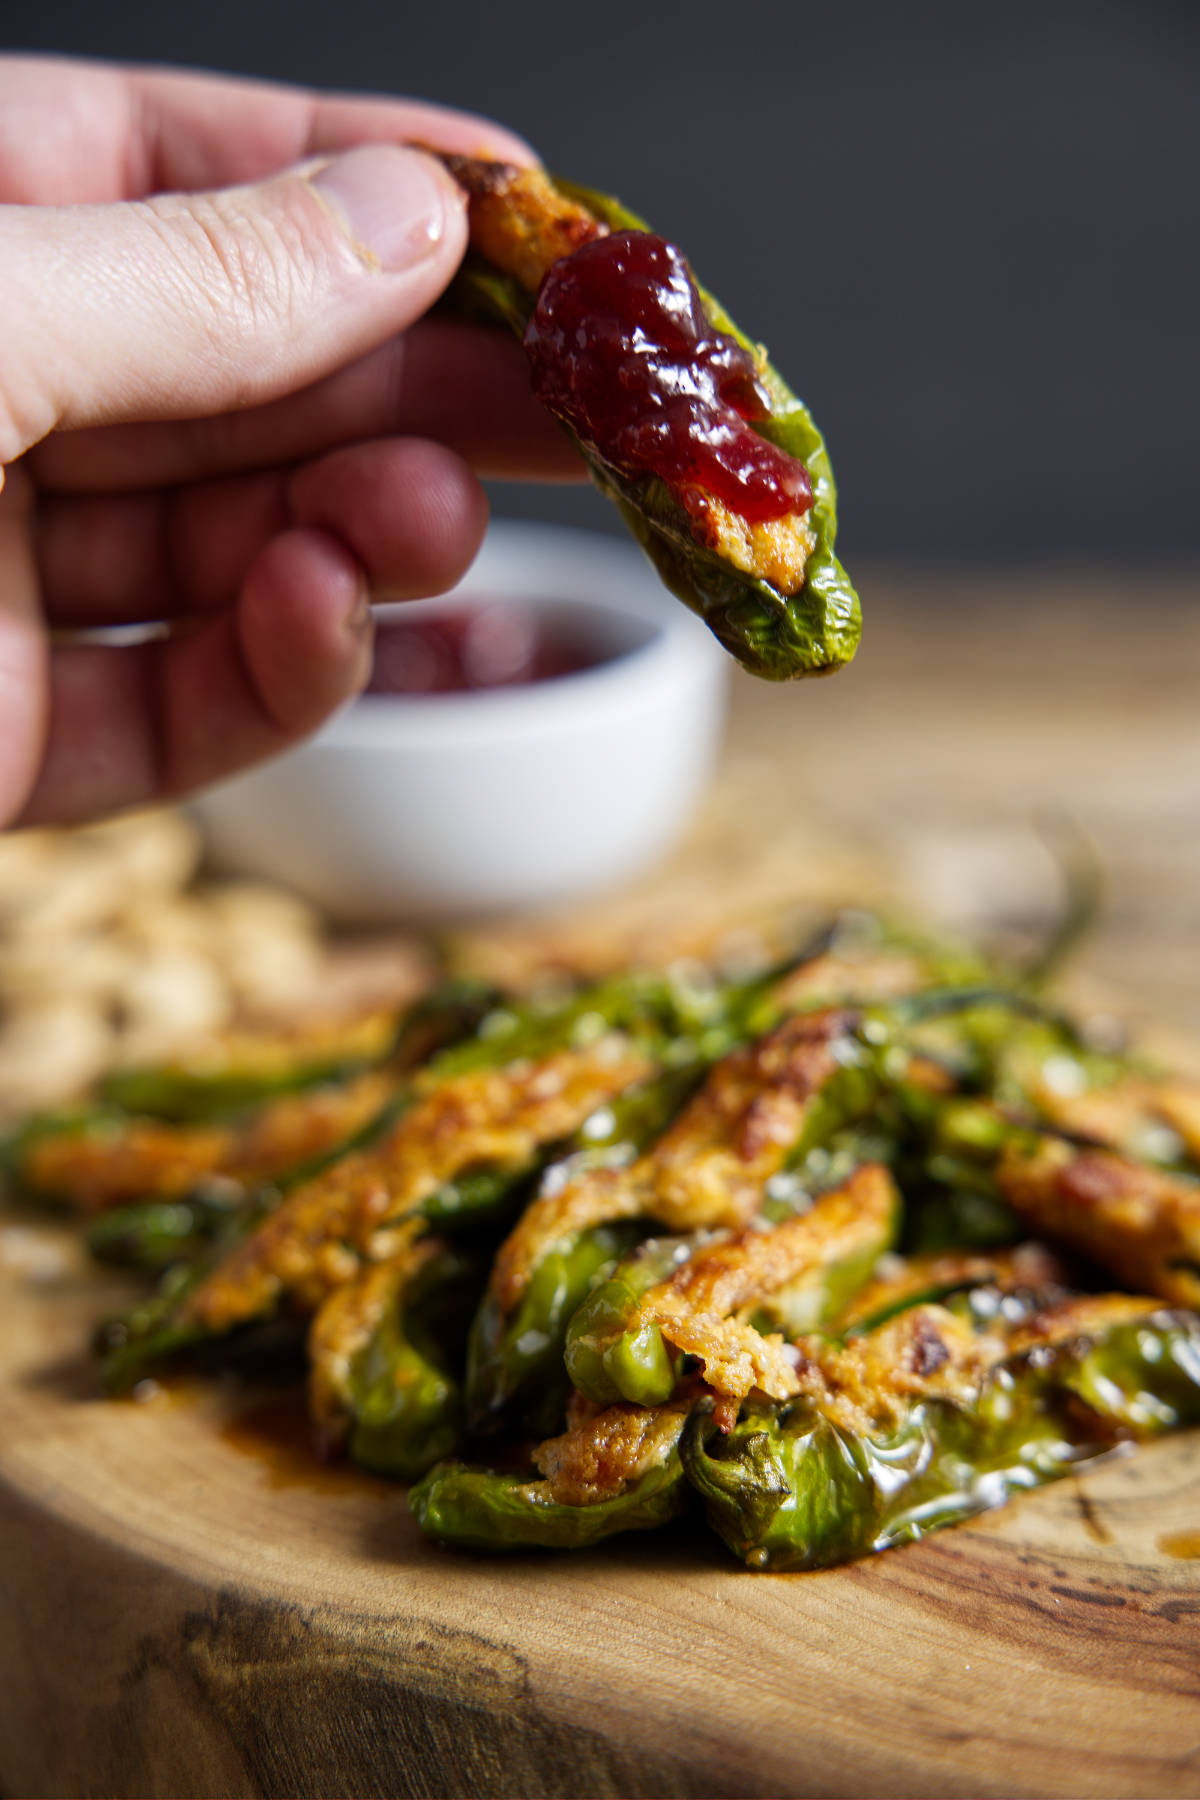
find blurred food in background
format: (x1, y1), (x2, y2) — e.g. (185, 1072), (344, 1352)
(0, 812), (431, 1119)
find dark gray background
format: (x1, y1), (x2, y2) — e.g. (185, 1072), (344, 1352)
(7, 0), (1197, 563)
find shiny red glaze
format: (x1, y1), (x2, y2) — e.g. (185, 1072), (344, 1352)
(366, 606), (602, 695)
(524, 230), (813, 525)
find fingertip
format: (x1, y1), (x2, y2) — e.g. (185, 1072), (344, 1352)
(239, 527), (373, 735)
(308, 91), (542, 175)
(0, 473), (50, 825)
(288, 438), (489, 600)
(306, 143), (468, 281)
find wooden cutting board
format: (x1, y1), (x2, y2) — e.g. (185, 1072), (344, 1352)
(1, 1222), (1199, 1800)
(3, 575), (1200, 1798)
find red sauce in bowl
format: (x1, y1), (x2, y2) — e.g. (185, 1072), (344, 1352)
(366, 604), (612, 696)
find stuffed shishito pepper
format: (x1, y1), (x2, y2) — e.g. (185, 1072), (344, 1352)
(437, 156), (860, 682)
(682, 1251), (1200, 1571)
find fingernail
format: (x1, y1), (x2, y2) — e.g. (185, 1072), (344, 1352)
(309, 145), (458, 272)
(343, 581), (374, 638)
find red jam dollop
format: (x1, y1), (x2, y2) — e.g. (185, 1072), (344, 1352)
(524, 230), (813, 526)
(366, 606), (601, 695)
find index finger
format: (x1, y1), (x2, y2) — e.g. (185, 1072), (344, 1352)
(130, 64), (540, 191)
(0, 56), (537, 204)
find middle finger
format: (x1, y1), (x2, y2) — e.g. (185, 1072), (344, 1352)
(30, 318), (582, 495)
(37, 436), (490, 626)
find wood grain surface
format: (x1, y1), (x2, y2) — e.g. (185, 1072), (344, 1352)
(2, 572), (1199, 1799)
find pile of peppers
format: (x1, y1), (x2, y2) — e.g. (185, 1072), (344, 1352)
(8, 909), (1200, 1572)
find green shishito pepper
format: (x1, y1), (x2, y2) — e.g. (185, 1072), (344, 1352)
(440, 160), (859, 682)
(95, 1046), (379, 1126)
(6, 978), (499, 1211)
(682, 1309), (1200, 1571)
(85, 1188), (244, 1273)
(409, 1442), (687, 1552)
(465, 1064), (705, 1438)
(66, 984), (502, 1272)
(84, 1079), (416, 1284)
(92, 981), (497, 1125)
(563, 1167), (896, 1410)
(2, 1103), (129, 1191)
(563, 1239), (684, 1407)
(340, 1241), (481, 1480)
(466, 1220), (644, 1439)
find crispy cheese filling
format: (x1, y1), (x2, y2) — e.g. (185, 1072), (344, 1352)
(177, 1035), (656, 1333)
(491, 1008), (856, 1312)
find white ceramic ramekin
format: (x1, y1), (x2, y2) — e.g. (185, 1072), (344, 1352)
(192, 521), (728, 922)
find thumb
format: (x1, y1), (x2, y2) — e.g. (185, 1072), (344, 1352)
(0, 144), (468, 460)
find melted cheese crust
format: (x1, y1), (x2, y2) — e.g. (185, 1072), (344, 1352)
(307, 1222), (433, 1440)
(491, 1008), (855, 1311)
(444, 159), (607, 296)
(23, 1068), (396, 1213)
(630, 1165), (897, 1404)
(534, 1398), (690, 1506)
(996, 1136), (1200, 1308)
(178, 1035), (655, 1333)
(687, 496), (816, 597)
(794, 1286), (1158, 1437)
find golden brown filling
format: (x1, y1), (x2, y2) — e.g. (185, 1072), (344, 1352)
(23, 1067), (396, 1212)
(534, 1397), (691, 1506)
(491, 1008), (855, 1311)
(178, 1035), (656, 1332)
(996, 1136), (1200, 1309)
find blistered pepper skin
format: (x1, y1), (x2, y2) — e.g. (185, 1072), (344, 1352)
(409, 1452), (686, 1552)
(341, 1245), (480, 1481)
(467, 1221), (645, 1438)
(86, 1192), (242, 1273)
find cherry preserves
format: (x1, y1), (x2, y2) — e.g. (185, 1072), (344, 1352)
(366, 605), (600, 695)
(524, 230), (813, 526)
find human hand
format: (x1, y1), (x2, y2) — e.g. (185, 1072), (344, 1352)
(0, 57), (581, 828)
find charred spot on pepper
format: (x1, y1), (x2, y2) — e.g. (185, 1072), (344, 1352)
(1059, 1154), (1133, 1207)
(907, 1314), (951, 1377)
